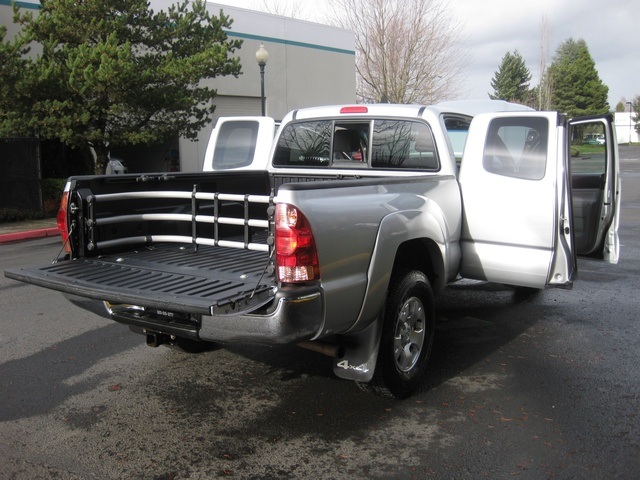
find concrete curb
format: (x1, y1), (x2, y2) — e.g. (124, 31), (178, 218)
(0, 227), (61, 245)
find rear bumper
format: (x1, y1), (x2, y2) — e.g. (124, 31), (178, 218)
(200, 288), (324, 344)
(64, 285), (324, 345)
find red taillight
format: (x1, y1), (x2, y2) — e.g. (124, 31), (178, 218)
(340, 106), (368, 114)
(57, 183), (71, 254)
(275, 203), (319, 283)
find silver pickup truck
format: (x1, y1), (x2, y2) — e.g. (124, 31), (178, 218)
(5, 102), (620, 398)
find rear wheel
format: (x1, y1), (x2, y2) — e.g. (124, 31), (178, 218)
(360, 270), (435, 399)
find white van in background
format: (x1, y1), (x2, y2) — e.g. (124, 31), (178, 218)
(202, 116), (277, 171)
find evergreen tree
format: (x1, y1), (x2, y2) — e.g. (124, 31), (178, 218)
(548, 38), (609, 117)
(489, 50), (532, 103)
(0, 26), (29, 129)
(632, 95), (640, 135)
(0, 0), (242, 173)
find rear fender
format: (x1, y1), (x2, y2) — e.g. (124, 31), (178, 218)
(332, 209), (448, 381)
(349, 208), (448, 334)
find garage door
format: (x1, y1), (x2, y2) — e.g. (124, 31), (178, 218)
(211, 95), (262, 119)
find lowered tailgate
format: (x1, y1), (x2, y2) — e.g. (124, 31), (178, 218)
(5, 243), (275, 315)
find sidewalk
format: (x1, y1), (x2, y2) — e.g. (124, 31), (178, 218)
(0, 218), (60, 244)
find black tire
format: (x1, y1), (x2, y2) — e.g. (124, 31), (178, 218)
(362, 270), (435, 399)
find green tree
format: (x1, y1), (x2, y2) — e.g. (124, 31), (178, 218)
(547, 38), (609, 117)
(632, 95), (640, 135)
(0, 26), (30, 131)
(489, 50), (532, 103)
(0, 0), (242, 173)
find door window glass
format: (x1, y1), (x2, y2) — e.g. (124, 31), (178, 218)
(213, 121), (259, 169)
(483, 117), (548, 180)
(570, 123), (607, 175)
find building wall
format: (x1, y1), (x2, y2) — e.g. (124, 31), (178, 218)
(1, 0), (356, 172)
(173, 1), (357, 171)
(614, 112), (639, 144)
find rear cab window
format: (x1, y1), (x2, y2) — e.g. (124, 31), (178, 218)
(273, 118), (440, 171)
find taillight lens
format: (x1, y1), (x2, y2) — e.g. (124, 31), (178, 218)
(57, 183), (71, 254)
(275, 203), (319, 283)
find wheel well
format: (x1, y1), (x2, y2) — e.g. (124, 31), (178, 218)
(392, 238), (445, 295)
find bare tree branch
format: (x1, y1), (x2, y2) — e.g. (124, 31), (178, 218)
(252, 0), (305, 19)
(329, 0), (467, 104)
(537, 15), (553, 110)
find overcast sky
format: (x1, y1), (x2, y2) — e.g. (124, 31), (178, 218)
(215, 0), (637, 107)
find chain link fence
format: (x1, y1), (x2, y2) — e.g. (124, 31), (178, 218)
(0, 138), (42, 213)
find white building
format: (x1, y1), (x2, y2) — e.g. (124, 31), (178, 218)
(0, 0), (356, 172)
(614, 112), (639, 144)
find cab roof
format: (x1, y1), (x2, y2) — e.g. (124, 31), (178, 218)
(283, 100), (533, 123)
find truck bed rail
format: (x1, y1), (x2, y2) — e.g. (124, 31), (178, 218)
(83, 187), (273, 254)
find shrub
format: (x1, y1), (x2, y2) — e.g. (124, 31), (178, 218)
(0, 178), (66, 222)
(0, 208), (45, 223)
(41, 178), (66, 216)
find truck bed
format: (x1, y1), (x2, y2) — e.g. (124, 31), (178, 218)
(6, 171), (277, 315)
(6, 242), (274, 315)
(5, 171), (355, 321)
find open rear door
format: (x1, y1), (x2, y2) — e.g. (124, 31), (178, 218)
(202, 116), (276, 171)
(568, 114), (620, 264)
(459, 112), (574, 289)
(458, 111), (619, 289)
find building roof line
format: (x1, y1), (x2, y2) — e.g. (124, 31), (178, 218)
(226, 31), (355, 56)
(1, 1), (355, 56)
(0, 0), (38, 8)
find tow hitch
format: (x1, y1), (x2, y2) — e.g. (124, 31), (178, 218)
(146, 332), (172, 348)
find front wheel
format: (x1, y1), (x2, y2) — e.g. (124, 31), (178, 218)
(361, 270), (435, 399)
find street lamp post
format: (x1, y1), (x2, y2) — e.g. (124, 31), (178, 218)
(255, 43), (269, 116)
(627, 102), (633, 145)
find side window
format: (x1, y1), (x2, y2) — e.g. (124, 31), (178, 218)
(371, 120), (439, 170)
(483, 117), (548, 180)
(443, 116), (471, 167)
(570, 122), (607, 175)
(273, 121), (332, 167)
(212, 121), (259, 169)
